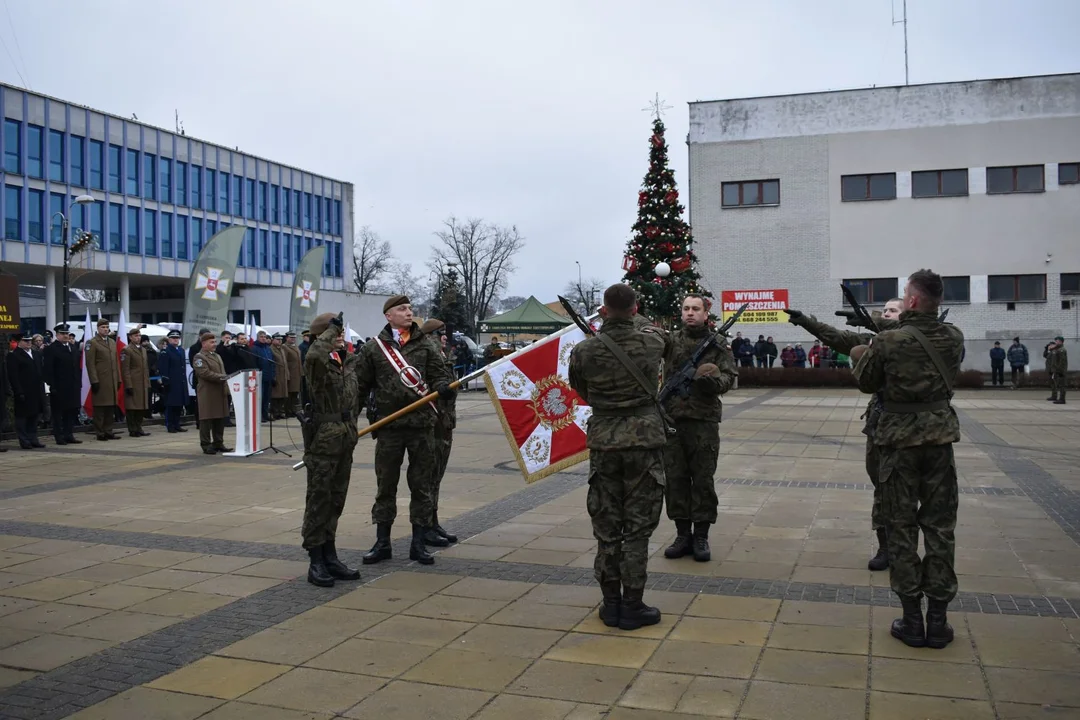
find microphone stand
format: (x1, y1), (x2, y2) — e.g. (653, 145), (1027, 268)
(234, 344), (291, 457)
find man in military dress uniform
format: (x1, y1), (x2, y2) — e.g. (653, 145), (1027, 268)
(192, 333), (233, 455)
(357, 295), (453, 567)
(157, 330), (189, 433)
(419, 318), (458, 546)
(568, 284), (667, 631)
(41, 324), (83, 445)
(300, 312), (362, 587)
(270, 333), (289, 419)
(284, 331), (303, 416)
(7, 333), (45, 449)
(1046, 336), (1068, 404)
(851, 269), (964, 649)
(785, 298), (903, 571)
(85, 318), (121, 441)
(121, 327), (152, 437)
(661, 294), (738, 562)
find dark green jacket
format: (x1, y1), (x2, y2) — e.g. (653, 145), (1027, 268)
(356, 322), (450, 431)
(853, 310), (965, 448)
(303, 327), (360, 456)
(1046, 346), (1068, 375)
(568, 317), (666, 451)
(661, 325), (737, 422)
(422, 333), (457, 430)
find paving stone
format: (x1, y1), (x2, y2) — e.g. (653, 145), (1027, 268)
(506, 660), (637, 704)
(58, 562), (156, 584)
(0, 627), (38, 650)
(60, 610), (180, 643)
(326, 586), (427, 614)
(216, 627), (347, 666)
(2, 577), (102, 601)
(0, 667), (37, 689)
(755, 648), (868, 689)
(487, 600), (592, 631)
(402, 647), (531, 692)
(63, 686), (225, 719)
(403, 593), (509, 623)
(685, 595), (781, 622)
(544, 633), (660, 669)
(182, 574), (283, 598)
(123, 590), (235, 618)
(668, 616), (770, 647)
(365, 571), (461, 594)
(56, 584), (169, 610)
(238, 667), (385, 714)
(870, 657), (988, 699)
(645, 639), (761, 679)
(121, 568), (218, 590)
(867, 691), (995, 720)
(572, 611), (676, 640)
(113, 549), (207, 567)
(450, 623), (565, 659)
(3, 554), (102, 577)
(776, 600), (870, 627)
(741, 680), (866, 720)
(0, 602), (110, 632)
(357, 614), (473, 647)
(304, 638), (436, 678)
(767, 622), (869, 655)
(441, 577), (537, 602)
(147, 656), (290, 699)
(985, 667), (1080, 707)
(343, 680), (492, 720)
(674, 675), (748, 717)
(618, 671), (694, 712)
(0, 633), (114, 671)
(0, 595), (41, 618)
(472, 694), (577, 720)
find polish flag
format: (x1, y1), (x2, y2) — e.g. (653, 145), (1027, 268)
(80, 308), (94, 417)
(116, 308), (127, 413)
(344, 322), (354, 353)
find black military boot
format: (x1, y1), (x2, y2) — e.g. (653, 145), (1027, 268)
(433, 512), (457, 544)
(306, 546), (334, 587)
(890, 595), (926, 648)
(323, 540), (360, 581)
(423, 527), (450, 547)
(362, 524), (393, 565)
(925, 599), (955, 649)
(664, 521), (693, 559)
(1048, 394), (1058, 402)
(1054, 392), (1066, 405)
(598, 581), (621, 628)
(619, 587), (661, 631)
(409, 524), (435, 565)
(692, 523), (712, 562)
(868, 528), (889, 571)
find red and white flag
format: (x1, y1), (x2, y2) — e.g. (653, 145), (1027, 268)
(80, 309), (93, 417)
(484, 324), (592, 483)
(344, 322), (355, 353)
(116, 308), (127, 413)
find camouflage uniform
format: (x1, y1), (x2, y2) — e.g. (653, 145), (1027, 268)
(301, 326), (360, 550)
(1046, 344), (1068, 402)
(853, 310), (965, 604)
(355, 322), (449, 528)
(422, 335), (456, 519)
(568, 317), (666, 591)
(661, 327), (736, 527)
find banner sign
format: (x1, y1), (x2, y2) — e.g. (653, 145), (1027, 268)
(182, 226), (246, 351)
(290, 246), (326, 337)
(721, 289), (789, 324)
(0, 273), (20, 333)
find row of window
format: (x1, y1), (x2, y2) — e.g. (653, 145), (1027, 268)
(2, 185), (343, 277)
(2, 119), (343, 235)
(721, 163), (1080, 207)
(842, 273), (1080, 305)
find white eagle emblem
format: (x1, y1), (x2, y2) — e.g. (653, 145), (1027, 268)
(195, 267), (230, 301)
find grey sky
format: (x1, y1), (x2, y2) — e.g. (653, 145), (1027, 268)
(4, 0), (1078, 301)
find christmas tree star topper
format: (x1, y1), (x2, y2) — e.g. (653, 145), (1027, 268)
(642, 92), (672, 120)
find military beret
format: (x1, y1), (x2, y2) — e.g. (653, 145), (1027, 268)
(420, 319), (445, 335)
(309, 312), (337, 336)
(199, 332), (216, 342)
(383, 294), (410, 314)
(127, 326), (142, 337)
(96, 318), (110, 328)
(1055, 335), (1065, 342)
(167, 330), (182, 339)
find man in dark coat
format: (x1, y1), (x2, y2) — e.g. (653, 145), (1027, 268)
(6, 333), (45, 449)
(250, 331), (276, 423)
(157, 330), (189, 433)
(41, 324), (83, 445)
(0, 340), (8, 452)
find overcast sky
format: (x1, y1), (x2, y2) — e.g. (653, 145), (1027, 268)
(4, 0), (1078, 300)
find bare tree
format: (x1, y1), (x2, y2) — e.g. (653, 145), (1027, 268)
(351, 226), (394, 293)
(371, 261), (431, 312)
(431, 216), (525, 334)
(499, 295), (527, 312)
(561, 277), (605, 312)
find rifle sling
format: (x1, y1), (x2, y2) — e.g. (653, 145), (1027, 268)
(894, 325), (954, 400)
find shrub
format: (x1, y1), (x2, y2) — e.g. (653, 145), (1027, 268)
(736, 367), (857, 388)
(955, 370), (985, 389)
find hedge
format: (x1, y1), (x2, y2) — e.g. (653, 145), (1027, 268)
(733, 367), (1072, 389)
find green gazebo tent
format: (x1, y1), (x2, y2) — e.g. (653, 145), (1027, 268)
(479, 296), (570, 335)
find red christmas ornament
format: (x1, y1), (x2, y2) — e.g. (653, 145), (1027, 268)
(621, 254), (638, 273)
(638, 191), (647, 207)
(644, 226), (660, 239)
(665, 191), (678, 205)
(651, 134), (663, 147)
(658, 241), (675, 254)
(670, 255), (692, 273)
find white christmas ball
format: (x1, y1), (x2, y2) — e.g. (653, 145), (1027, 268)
(655, 262), (671, 278)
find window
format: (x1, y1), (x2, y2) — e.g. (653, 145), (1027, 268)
(50, 193), (64, 245)
(160, 212), (172, 258)
(206, 219), (216, 242)
(1061, 273), (1080, 295)
(244, 178), (254, 218)
(108, 203), (122, 251)
(294, 235), (302, 265)
(313, 194), (320, 232)
(334, 241), (342, 278)
(4, 185), (20, 239)
(142, 154), (155, 199)
(89, 140), (103, 190)
(271, 231), (280, 270)
(176, 216), (188, 260)
(270, 185), (279, 223)
(912, 169), (967, 198)
(190, 165), (201, 209)
(842, 277), (898, 305)
(205, 168), (214, 209)
(48, 130), (64, 181)
(160, 158), (172, 202)
(232, 174), (242, 216)
(108, 145), (121, 192)
(28, 189), (43, 243)
(282, 233), (291, 271)
(1059, 163), (1080, 186)
(721, 179), (779, 207)
(27, 125), (43, 177)
(282, 190), (290, 227)
(126, 149), (139, 195)
(334, 200), (341, 236)
(942, 276), (970, 303)
(89, 201), (103, 249)
(176, 162), (186, 206)
(259, 229), (269, 269)
(144, 209), (157, 256)
(303, 192), (311, 229)
(292, 189), (301, 226)
(127, 206), (139, 253)
(191, 217), (203, 254)
(988, 274), (1046, 302)
(324, 240), (331, 276)
(3, 119), (19, 173)
(246, 227), (255, 267)
(841, 173), (896, 201)
(218, 171), (228, 213)
(69, 136), (85, 187)
(987, 165), (1044, 194)
(259, 181), (268, 221)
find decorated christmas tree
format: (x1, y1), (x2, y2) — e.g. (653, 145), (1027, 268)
(622, 114), (710, 324)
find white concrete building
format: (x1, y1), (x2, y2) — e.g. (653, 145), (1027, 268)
(688, 73), (1080, 369)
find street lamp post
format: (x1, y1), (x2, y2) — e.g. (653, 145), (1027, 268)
(52, 194), (95, 327)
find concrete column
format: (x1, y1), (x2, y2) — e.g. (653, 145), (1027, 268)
(45, 269), (58, 332)
(119, 275), (131, 319)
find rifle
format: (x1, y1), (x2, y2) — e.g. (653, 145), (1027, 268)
(839, 284), (877, 331)
(939, 308), (950, 323)
(657, 302), (748, 405)
(557, 295), (596, 337)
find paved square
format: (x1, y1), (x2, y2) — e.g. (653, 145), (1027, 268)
(1, 388), (1078, 718)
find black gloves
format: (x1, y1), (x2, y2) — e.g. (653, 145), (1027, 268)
(434, 382), (456, 399)
(783, 308), (805, 325)
(330, 312), (344, 329)
(124, 388), (133, 397)
(91, 382), (100, 394)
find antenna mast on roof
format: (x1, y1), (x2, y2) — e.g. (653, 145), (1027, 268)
(892, 0), (909, 85)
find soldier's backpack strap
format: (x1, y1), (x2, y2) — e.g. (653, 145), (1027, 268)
(594, 333), (674, 432)
(897, 326), (955, 398)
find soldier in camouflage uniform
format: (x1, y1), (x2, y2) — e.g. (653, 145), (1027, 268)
(419, 318), (459, 547)
(661, 295), (737, 562)
(785, 298), (903, 571)
(1045, 336), (1068, 404)
(300, 312), (362, 587)
(357, 295), (453, 567)
(851, 269), (965, 649)
(568, 283), (667, 631)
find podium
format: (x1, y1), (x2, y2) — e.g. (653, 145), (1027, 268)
(223, 370), (262, 457)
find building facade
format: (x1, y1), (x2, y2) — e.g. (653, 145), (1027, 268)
(688, 73), (1080, 369)
(0, 82), (352, 332)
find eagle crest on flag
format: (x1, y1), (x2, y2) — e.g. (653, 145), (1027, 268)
(484, 325), (591, 483)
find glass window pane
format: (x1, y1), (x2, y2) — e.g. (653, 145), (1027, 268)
(108, 145), (121, 192)
(176, 162), (186, 206)
(245, 178), (254, 218)
(869, 174), (895, 199)
(232, 175), (242, 216)
(943, 276), (969, 303)
(192, 217), (203, 254)
(762, 180), (779, 205)
(108, 203), (122, 251)
(911, 171), (938, 198)
(191, 166), (201, 209)
(161, 212), (172, 258)
(143, 209), (156, 256)
(205, 168), (214, 208)
(870, 278), (897, 304)
(28, 189), (43, 243)
(89, 140), (103, 189)
(126, 149), (139, 195)
(940, 169), (967, 196)
(987, 167), (1013, 194)
(4, 185), (19, 239)
(143, 154), (155, 199)
(721, 184), (739, 206)
(1017, 274), (1045, 301)
(1059, 163), (1080, 185)
(1061, 273), (1080, 295)
(176, 216), (188, 260)
(1017, 165), (1044, 192)
(843, 279), (869, 304)
(218, 171), (228, 213)
(27, 125), (43, 177)
(127, 206), (140, 253)
(48, 130), (64, 181)
(50, 193), (64, 245)
(742, 182), (760, 205)
(70, 136), (84, 187)
(160, 158), (171, 201)
(841, 175), (865, 201)
(3, 120), (19, 173)
(987, 275), (1016, 301)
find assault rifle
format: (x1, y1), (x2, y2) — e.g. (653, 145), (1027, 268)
(657, 302), (748, 405)
(839, 284), (877, 331)
(939, 308), (950, 323)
